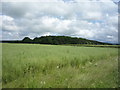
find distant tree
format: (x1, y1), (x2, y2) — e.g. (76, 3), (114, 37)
(22, 37), (32, 43)
(21, 36), (110, 45)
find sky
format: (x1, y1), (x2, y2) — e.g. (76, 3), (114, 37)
(0, 0), (119, 43)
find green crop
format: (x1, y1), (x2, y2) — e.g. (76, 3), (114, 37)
(2, 43), (118, 88)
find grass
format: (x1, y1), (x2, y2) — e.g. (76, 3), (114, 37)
(2, 43), (118, 88)
(0, 43), (2, 89)
(63, 44), (120, 48)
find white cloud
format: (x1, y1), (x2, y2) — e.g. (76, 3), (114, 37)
(1, 0), (118, 43)
(2, 15), (20, 31)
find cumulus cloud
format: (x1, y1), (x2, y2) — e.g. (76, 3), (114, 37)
(2, 15), (20, 31)
(1, 0), (119, 43)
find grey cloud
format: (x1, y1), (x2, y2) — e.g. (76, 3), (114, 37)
(2, 2), (30, 18)
(1, 0), (118, 43)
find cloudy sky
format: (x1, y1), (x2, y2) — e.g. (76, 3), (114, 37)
(0, 0), (119, 43)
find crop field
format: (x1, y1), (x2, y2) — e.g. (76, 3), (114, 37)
(2, 43), (118, 88)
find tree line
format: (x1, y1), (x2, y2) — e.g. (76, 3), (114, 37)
(21, 36), (111, 45)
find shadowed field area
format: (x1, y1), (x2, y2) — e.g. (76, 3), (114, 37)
(2, 43), (118, 88)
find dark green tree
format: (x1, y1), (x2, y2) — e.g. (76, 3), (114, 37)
(22, 37), (32, 43)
